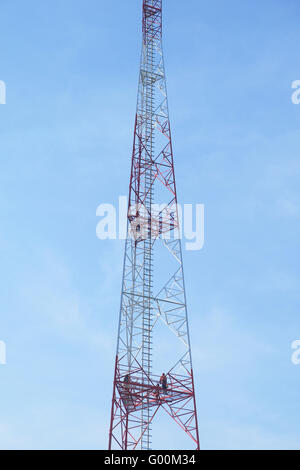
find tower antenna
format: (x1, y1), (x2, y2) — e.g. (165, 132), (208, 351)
(108, 0), (200, 450)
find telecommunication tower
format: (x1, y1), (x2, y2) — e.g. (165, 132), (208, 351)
(109, 0), (200, 450)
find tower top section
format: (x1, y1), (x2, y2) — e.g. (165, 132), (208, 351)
(143, 0), (163, 42)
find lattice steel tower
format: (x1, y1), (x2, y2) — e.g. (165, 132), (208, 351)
(109, 0), (200, 450)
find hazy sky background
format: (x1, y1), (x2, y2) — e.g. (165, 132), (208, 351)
(1, 0), (300, 449)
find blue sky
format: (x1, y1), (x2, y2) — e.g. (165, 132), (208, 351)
(0, 0), (300, 450)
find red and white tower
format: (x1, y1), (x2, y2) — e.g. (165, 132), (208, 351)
(109, 0), (200, 450)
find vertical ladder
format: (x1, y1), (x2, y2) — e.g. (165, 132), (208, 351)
(141, 1), (155, 450)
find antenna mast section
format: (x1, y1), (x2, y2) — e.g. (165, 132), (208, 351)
(108, 0), (200, 450)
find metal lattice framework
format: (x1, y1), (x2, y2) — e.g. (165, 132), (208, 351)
(109, 0), (200, 450)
